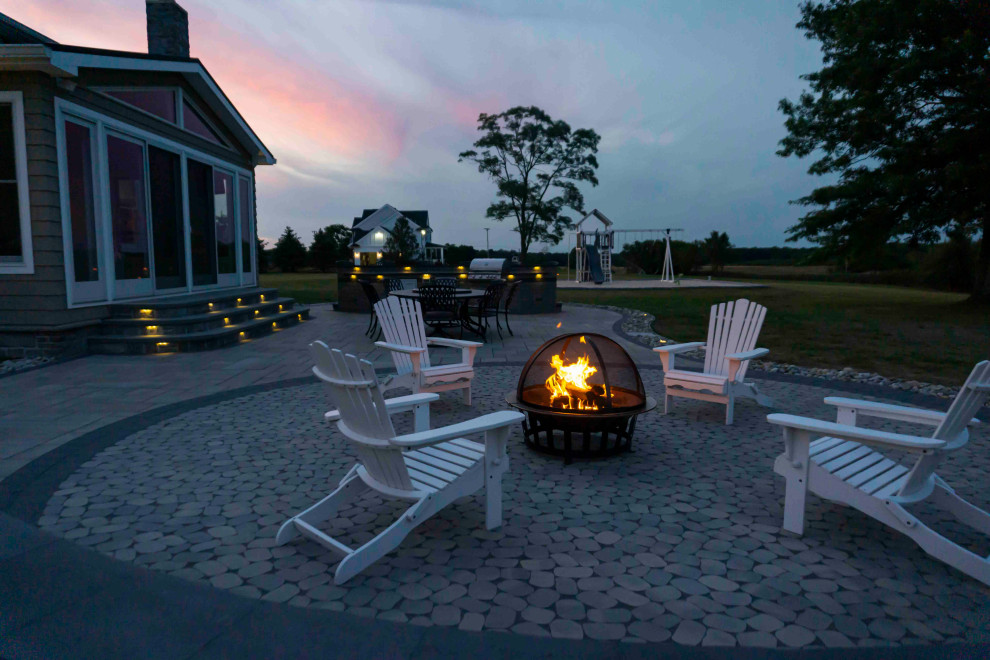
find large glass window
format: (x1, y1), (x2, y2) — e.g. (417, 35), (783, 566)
(64, 121), (99, 282)
(105, 90), (177, 124)
(149, 146), (186, 289)
(106, 135), (150, 281)
(214, 170), (236, 275)
(182, 101), (224, 145)
(187, 158), (216, 286)
(238, 177), (252, 273)
(0, 102), (22, 262)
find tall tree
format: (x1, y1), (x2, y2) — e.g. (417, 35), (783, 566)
(309, 224), (351, 272)
(382, 217), (420, 265)
(272, 226), (306, 273)
(459, 106), (600, 259)
(778, 0), (990, 301)
(256, 237), (268, 274)
(703, 231), (732, 274)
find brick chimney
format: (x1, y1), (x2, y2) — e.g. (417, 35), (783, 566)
(146, 0), (189, 58)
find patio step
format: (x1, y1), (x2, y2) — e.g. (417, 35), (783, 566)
(88, 288), (311, 354)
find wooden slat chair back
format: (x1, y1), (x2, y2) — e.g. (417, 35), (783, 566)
(768, 360), (990, 585)
(654, 298), (771, 424)
(933, 361), (990, 445)
(375, 297), (432, 378)
(277, 341), (523, 584)
(703, 299), (767, 382)
(310, 341), (412, 492)
(893, 360), (990, 501)
(373, 296), (481, 404)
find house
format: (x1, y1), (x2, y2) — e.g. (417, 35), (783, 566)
(350, 204), (444, 265)
(0, 2), (303, 357)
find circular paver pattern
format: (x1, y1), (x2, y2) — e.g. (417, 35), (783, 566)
(38, 367), (990, 647)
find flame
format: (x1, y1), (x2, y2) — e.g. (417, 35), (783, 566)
(546, 353), (599, 410)
(556, 322), (562, 328)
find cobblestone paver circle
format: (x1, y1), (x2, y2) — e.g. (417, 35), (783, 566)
(39, 367), (990, 647)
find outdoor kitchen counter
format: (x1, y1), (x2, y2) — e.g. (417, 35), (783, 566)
(335, 264), (558, 314)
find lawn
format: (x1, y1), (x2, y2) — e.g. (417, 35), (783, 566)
(263, 271), (989, 384)
(260, 272), (338, 304)
(558, 281), (989, 385)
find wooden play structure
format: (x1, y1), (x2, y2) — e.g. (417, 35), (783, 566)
(569, 209), (682, 284)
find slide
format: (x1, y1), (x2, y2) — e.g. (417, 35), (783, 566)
(585, 244), (606, 284)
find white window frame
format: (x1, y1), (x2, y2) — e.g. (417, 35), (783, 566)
(94, 85), (234, 150)
(0, 91), (34, 274)
(55, 98), (255, 308)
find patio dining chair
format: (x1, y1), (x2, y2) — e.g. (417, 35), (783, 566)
(417, 281), (460, 335)
(500, 280), (519, 337)
(276, 341), (523, 584)
(384, 278), (403, 295)
(768, 361), (990, 585)
(468, 281), (504, 340)
(357, 280), (383, 339)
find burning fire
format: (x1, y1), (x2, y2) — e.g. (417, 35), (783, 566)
(546, 351), (599, 410)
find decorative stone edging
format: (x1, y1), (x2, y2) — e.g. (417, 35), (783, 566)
(577, 303), (968, 403)
(0, 356), (55, 376)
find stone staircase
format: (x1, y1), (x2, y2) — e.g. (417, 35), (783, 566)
(88, 287), (310, 355)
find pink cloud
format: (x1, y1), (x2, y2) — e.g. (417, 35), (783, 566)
(3, 1), (409, 163)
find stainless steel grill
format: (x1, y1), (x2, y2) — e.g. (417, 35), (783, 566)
(467, 258), (509, 281)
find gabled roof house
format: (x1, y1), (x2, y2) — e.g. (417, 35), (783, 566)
(350, 204), (444, 265)
(0, 2), (282, 356)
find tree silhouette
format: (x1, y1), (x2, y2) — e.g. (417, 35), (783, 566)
(459, 106), (600, 259)
(778, 0), (990, 300)
(272, 226), (306, 273)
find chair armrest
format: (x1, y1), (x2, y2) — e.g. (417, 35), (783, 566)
(726, 348), (769, 362)
(653, 342), (704, 372)
(325, 392), (439, 422)
(389, 410), (524, 448)
(823, 396), (979, 428)
(427, 338), (481, 366)
(726, 348), (769, 381)
(653, 342), (705, 355)
(427, 338), (483, 349)
(767, 413), (945, 452)
(375, 341), (426, 355)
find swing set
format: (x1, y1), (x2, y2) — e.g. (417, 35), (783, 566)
(567, 209), (683, 284)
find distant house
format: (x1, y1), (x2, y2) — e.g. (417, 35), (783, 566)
(350, 204), (444, 265)
(0, 1), (275, 356)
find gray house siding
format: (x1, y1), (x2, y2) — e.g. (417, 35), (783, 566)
(0, 71), (99, 331)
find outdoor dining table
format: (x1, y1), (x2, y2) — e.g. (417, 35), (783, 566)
(390, 288), (487, 337)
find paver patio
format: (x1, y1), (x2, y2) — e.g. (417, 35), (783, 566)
(1, 303), (988, 655)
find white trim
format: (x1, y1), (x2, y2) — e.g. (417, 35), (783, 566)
(57, 115), (106, 305)
(46, 49), (274, 165)
(0, 91), (34, 274)
(92, 86), (181, 126)
(55, 98), (256, 308)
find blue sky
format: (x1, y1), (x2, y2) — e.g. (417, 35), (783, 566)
(10, 0), (826, 250)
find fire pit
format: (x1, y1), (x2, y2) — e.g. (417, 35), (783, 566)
(505, 333), (656, 463)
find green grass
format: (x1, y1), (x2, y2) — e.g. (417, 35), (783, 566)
(262, 270), (989, 384)
(260, 272), (338, 304)
(558, 280), (990, 385)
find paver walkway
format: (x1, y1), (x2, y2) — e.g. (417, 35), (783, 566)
(0, 304), (647, 480)
(2, 304), (988, 656)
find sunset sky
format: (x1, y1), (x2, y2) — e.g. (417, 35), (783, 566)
(3, 1), (825, 251)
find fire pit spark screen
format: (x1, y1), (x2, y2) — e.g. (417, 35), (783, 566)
(506, 333), (656, 463)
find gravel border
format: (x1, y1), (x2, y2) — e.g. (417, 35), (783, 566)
(573, 303), (974, 402)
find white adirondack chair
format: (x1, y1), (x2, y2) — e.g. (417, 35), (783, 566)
(374, 296), (482, 404)
(276, 341), (524, 584)
(769, 361), (990, 585)
(654, 298), (772, 424)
